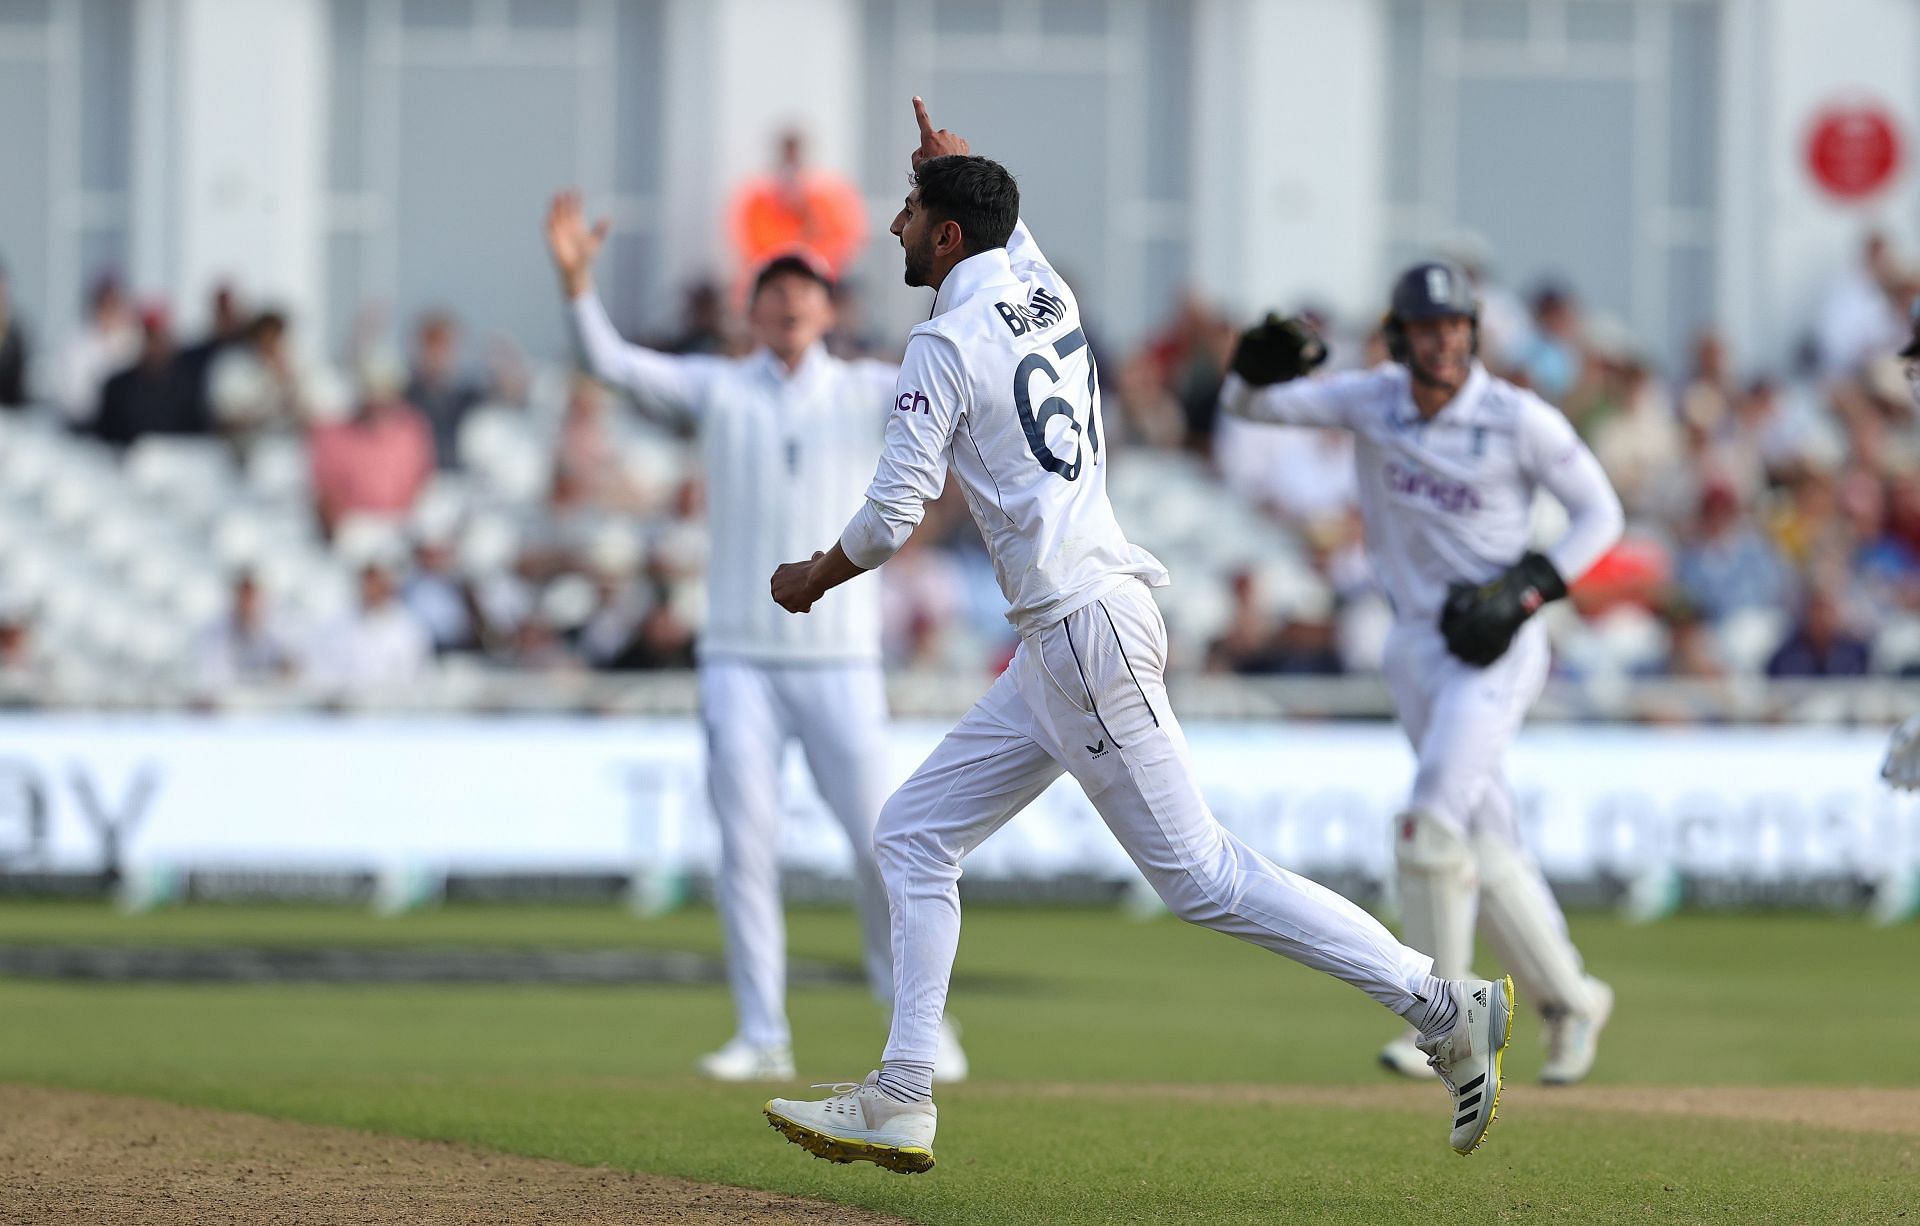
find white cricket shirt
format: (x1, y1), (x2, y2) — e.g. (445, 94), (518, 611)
(571, 292), (891, 663)
(1220, 362), (1623, 624)
(838, 222), (1168, 636)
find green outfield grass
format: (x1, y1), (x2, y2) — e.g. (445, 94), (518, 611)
(2, 901), (1915, 1222)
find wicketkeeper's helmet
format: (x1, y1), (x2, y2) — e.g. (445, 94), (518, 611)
(1384, 260), (1480, 366)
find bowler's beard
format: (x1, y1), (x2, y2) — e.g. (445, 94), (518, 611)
(902, 233), (935, 288)
(1410, 352), (1467, 395)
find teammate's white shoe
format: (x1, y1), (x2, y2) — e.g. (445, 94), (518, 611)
(1378, 1026), (1440, 1079)
(935, 1017), (970, 1083)
(696, 1038), (795, 1082)
(764, 1072), (938, 1174)
(1417, 976), (1514, 1156)
(1539, 977), (1613, 1086)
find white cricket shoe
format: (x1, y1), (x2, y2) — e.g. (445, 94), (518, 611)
(935, 1017), (970, 1084)
(1378, 1026), (1439, 1079)
(764, 1072), (938, 1174)
(1417, 975), (1514, 1156)
(1540, 977), (1613, 1086)
(696, 1038), (795, 1082)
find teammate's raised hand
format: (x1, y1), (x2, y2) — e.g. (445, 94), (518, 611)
(546, 190), (611, 298)
(910, 96), (969, 169)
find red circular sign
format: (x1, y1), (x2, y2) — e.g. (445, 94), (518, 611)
(1806, 104), (1902, 200)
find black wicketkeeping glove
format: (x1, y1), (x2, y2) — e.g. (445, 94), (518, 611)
(1229, 314), (1329, 387)
(1439, 552), (1568, 667)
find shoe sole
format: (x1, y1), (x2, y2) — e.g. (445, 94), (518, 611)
(763, 1104), (935, 1175)
(1453, 974), (1515, 1157)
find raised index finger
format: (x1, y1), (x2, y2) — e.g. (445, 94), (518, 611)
(913, 95), (935, 141)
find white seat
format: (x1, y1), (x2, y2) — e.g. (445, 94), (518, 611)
(1718, 607), (1789, 675)
(1871, 616), (1920, 675)
(245, 433), (311, 501)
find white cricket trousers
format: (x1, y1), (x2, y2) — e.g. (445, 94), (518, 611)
(1381, 618), (1578, 963)
(875, 579), (1433, 1065)
(1382, 618), (1548, 842)
(700, 658), (894, 1048)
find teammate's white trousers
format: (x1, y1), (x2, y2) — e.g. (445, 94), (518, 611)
(700, 659), (894, 1048)
(876, 579), (1434, 1064)
(1383, 618), (1546, 839)
(1382, 618), (1585, 1002)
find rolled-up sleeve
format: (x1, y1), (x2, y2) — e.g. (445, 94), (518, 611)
(838, 333), (967, 569)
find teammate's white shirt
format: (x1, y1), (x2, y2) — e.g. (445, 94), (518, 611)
(570, 292), (892, 663)
(839, 222), (1168, 634)
(1220, 362), (1623, 624)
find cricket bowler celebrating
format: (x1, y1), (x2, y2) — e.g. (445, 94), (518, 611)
(761, 99), (1511, 1173)
(1218, 264), (1624, 1086)
(546, 193), (966, 1085)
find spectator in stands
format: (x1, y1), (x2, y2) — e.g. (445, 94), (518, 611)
(1515, 283), (1582, 404)
(192, 571), (296, 689)
(625, 596), (697, 669)
(727, 129), (867, 278)
(95, 306), (207, 446)
(177, 282), (249, 423)
(1677, 331), (1733, 440)
(665, 280), (734, 356)
(399, 533), (478, 654)
(1673, 482), (1793, 621)
(1590, 347), (1680, 516)
(482, 335), (534, 410)
(309, 361), (434, 533)
(552, 376), (644, 512)
(1818, 232), (1909, 380)
(1766, 585), (1871, 677)
(1441, 235), (1529, 370)
(879, 519), (967, 669)
(57, 273), (138, 429)
(405, 311), (483, 470)
(0, 601), (42, 707)
(1143, 292), (1235, 451)
(208, 309), (311, 455)
(1206, 570), (1281, 673)
(0, 603), (33, 671)
(508, 602), (586, 675)
(305, 562), (432, 692)
(1663, 604), (1727, 680)
(0, 261), (32, 407)
(1108, 351), (1187, 450)
(577, 571), (651, 669)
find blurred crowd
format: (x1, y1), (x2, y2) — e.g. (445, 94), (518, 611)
(0, 218), (1917, 704)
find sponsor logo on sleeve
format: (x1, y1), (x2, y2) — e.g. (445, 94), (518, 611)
(895, 390), (931, 415)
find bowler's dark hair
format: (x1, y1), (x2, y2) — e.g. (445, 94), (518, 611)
(751, 253), (833, 301)
(911, 155), (1019, 255)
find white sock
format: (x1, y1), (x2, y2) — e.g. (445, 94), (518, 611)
(875, 1060), (934, 1104)
(1405, 975), (1459, 1041)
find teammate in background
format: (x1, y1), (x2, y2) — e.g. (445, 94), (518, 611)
(544, 193), (967, 1085)
(1218, 266), (1625, 1086)
(761, 98), (1511, 1174)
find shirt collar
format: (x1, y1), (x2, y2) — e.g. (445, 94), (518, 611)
(749, 341), (830, 388)
(1408, 360), (1488, 422)
(930, 247), (1020, 318)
